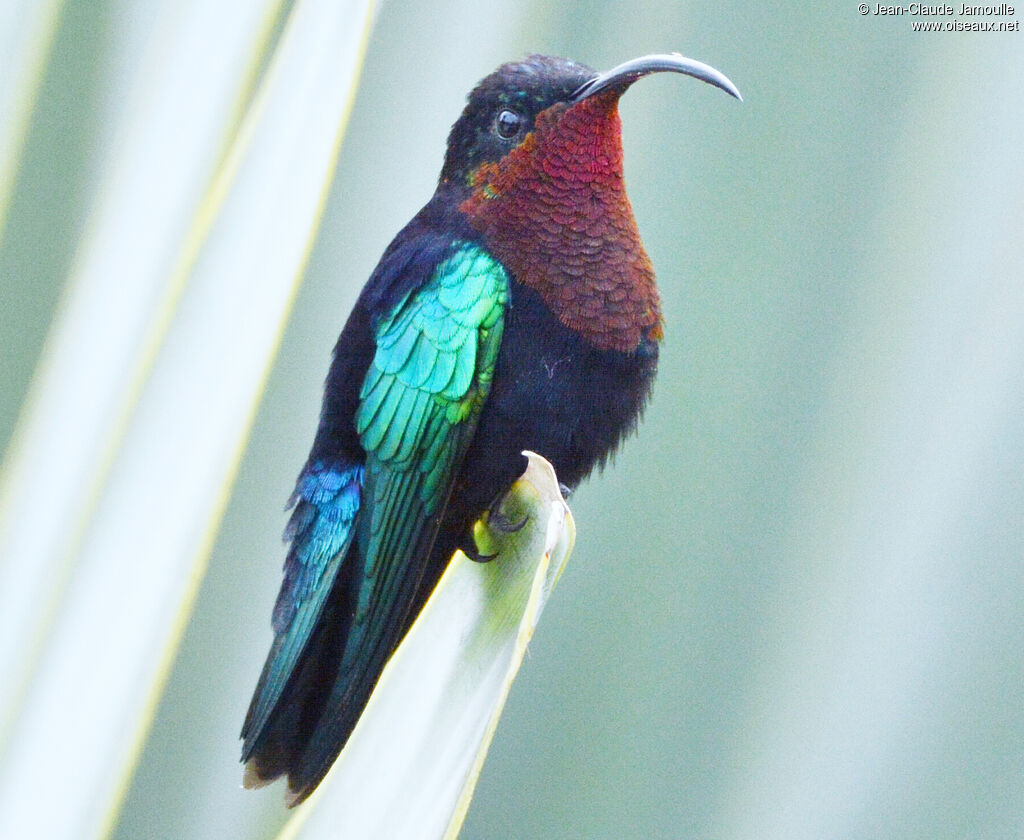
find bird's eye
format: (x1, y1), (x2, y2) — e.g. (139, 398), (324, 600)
(494, 109), (523, 140)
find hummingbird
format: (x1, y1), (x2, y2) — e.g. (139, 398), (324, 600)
(241, 52), (740, 805)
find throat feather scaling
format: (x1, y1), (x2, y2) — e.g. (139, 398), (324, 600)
(459, 93), (663, 353)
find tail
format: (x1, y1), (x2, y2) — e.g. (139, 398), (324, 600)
(240, 547), (360, 796)
(240, 461), (366, 801)
(241, 465), (459, 806)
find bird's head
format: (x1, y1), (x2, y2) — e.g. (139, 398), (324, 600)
(440, 53), (740, 191)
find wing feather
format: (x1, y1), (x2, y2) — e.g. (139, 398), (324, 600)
(281, 243), (508, 799)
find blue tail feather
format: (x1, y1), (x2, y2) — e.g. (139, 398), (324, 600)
(242, 462), (363, 759)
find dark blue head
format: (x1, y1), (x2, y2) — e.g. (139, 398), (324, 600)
(439, 55), (595, 186)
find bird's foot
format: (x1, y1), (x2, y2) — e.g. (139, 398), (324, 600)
(486, 484), (530, 534)
(462, 487), (531, 563)
(487, 507), (529, 534)
(558, 482), (573, 500)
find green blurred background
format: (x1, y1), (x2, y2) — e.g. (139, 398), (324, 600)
(4, 0), (1023, 838)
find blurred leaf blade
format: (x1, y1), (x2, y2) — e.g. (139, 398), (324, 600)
(274, 452), (575, 840)
(0, 0), (287, 736)
(0, 0), (63, 234)
(0, 0), (375, 838)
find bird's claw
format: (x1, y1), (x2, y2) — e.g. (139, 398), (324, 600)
(463, 544), (498, 563)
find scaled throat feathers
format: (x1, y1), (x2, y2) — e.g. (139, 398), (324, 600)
(459, 91), (663, 355)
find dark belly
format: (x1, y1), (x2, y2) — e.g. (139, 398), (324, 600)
(447, 282), (657, 543)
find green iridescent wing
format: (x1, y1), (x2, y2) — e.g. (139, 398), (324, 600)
(292, 242), (509, 792)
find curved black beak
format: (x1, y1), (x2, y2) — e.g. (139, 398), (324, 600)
(571, 53), (742, 103)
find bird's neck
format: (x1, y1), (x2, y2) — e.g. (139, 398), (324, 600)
(458, 94), (662, 354)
